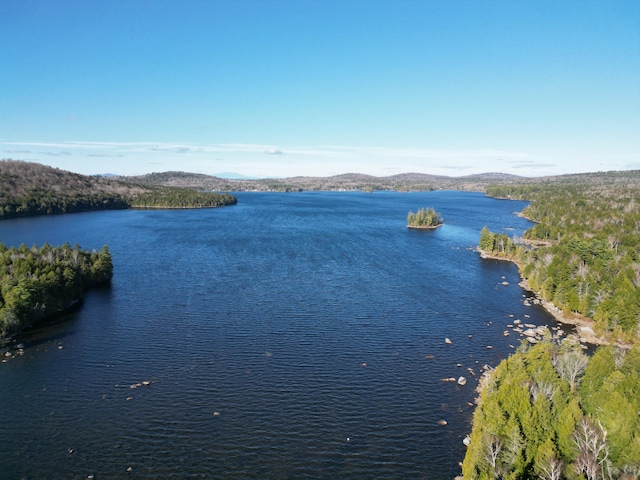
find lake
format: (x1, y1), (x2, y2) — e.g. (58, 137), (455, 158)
(0, 191), (562, 479)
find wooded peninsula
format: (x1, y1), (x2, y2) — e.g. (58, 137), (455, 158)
(0, 243), (113, 337)
(0, 160), (237, 220)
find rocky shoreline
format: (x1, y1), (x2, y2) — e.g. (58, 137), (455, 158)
(516, 277), (606, 345)
(477, 248), (607, 346)
(406, 223), (442, 230)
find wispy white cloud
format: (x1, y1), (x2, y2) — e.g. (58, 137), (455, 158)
(510, 161), (557, 170)
(149, 146), (191, 154)
(87, 153), (124, 158)
(0, 139), (551, 177)
(0, 140), (529, 161)
(42, 151), (72, 156)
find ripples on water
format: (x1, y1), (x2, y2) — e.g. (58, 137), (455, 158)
(0, 191), (559, 479)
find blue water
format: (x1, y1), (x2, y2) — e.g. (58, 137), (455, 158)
(0, 191), (558, 479)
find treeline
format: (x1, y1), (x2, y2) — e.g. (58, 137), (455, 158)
(0, 242), (113, 337)
(0, 192), (131, 218)
(407, 207), (443, 227)
(479, 226), (522, 259)
(0, 187), (236, 219)
(462, 339), (640, 479)
(130, 189), (237, 208)
(481, 182), (640, 342)
(0, 160), (237, 219)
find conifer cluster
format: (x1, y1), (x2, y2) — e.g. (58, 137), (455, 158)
(463, 339), (640, 478)
(0, 243), (113, 336)
(407, 207), (443, 228)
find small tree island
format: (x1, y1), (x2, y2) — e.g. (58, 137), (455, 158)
(407, 207), (443, 229)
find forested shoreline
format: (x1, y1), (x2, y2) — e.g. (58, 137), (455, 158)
(461, 339), (640, 478)
(480, 180), (640, 345)
(130, 189), (237, 209)
(0, 243), (113, 337)
(462, 178), (640, 479)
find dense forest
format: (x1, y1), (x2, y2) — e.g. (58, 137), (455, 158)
(466, 175), (640, 478)
(131, 188), (237, 208)
(406, 207), (443, 228)
(480, 178), (640, 344)
(462, 339), (640, 479)
(0, 242), (113, 337)
(0, 160), (236, 219)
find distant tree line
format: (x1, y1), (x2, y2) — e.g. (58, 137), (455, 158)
(0, 192), (130, 218)
(481, 182), (640, 342)
(0, 189), (236, 219)
(0, 242), (113, 337)
(462, 339), (640, 478)
(130, 189), (237, 208)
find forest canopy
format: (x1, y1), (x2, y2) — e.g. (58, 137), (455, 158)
(130, 188), (237, 209)
(481, 181), (640, 343)
(462, 339), (640, 479)
(0, 242), (113, 337)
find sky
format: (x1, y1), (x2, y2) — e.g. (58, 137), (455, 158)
(1, 0), (639, 179)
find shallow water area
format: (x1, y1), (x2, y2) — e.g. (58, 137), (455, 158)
(0, 191), (564, 479)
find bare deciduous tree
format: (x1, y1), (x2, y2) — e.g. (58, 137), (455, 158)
(539, 456), (564, 480)
(573, 417), (612, 480)
(553, 344), (589, 390)
(530, 380), (557, 402)
(484, 433), (503, 476)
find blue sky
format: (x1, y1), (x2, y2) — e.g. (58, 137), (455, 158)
(1, 0), (639, 178)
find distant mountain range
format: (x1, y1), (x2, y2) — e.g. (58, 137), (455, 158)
(122, 170), (534, 192)
(214, 172), (260, 180)
(122, 169), (639, 193)
(2, 160), (639, 208)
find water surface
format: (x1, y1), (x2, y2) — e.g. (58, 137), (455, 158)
(0, 191), (559, 479)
